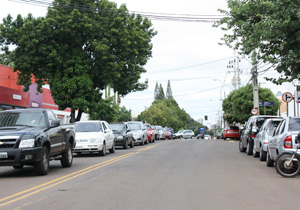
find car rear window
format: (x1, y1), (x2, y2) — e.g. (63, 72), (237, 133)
(288, 118), (300, 131)
(256, 117), (271, 129)
(228, 126), (239, 130)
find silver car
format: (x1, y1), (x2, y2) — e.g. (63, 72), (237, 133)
(268, 117), (300, 167)
(156, 125), (165, 140)
(127, 121), (148, 146)
(174, 130), (195, 139)
(252, 118), (283, 161)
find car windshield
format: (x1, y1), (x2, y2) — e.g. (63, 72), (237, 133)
(163, 128), (169, 131)
(228, 126), (239, 130)
(110, 124), (125, 134)
(177, 130), (184, 133)
(0, 111), (46, 127)
(128, 123), (141, 130)
(288, 118), (300, 131)
(75, 122), (102, 132)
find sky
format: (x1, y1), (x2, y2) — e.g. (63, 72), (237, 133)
(0, 0), (295, 128)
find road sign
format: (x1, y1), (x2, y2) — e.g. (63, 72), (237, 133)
(259, 102), (274, 106)
(282, 92), (293, 103)
(251, 108), (258, 115)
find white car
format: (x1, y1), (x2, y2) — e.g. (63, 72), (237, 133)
(204, 135), (211, 140)
(155, 125), (165, 140)
(174, 130), (195, 139)
(74, 121), (115, 156)
(127, 121), (148, 145)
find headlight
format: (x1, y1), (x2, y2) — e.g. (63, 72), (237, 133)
(89, 138), (98, 142)
(19, 139), (35, 148)
(117, 136), (123, 140)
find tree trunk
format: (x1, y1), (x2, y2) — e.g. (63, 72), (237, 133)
(70, 109), (76, 123)
(76, 109), (83, 122)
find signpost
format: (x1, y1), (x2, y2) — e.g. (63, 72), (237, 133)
(259, 102), (274, 115)
(282, 92), (293, 116)
(251, 108), (258, 115)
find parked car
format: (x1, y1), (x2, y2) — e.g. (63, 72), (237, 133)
(163, 127), (172, 140)
(252, 118), (283, 160)
(0, 109), (75, 175)
(110, 122), (134, 149)
(156, 125), (165, 140)
(196, 133), (204, 139)
(239, 115), (278, 155)
(153, 126), (159, 140)
(174, 130), (195, 139)
(267, 117), (300, 167)
(74, 121), (115, 156)
(223, 125), (240, 140)
(216, 132), (222, 139)
(204, 135), (211, 140)
(145, 123), (155, 143)
(127, 121), (148, 145)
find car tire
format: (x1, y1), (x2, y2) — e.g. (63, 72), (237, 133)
(109, 142), (115, 153)
(259, 146), (267, 161)
(252, 142), (259, 158)
(266, 151), (274, 167)
(99, 143), (106, 156)
(123, 141), (128, 149)
(61, 143), (73, 168)
(246, 141), (253, 155)
(130, 140), (134, 148)
(239, 140), (246, 152)
(140, 139), (144, 146)
(13, 165), (23, 169)
(34, 146), (49, 175)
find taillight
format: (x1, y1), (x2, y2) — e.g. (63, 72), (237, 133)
(284, 136), (293, 149)
(250, 135), (256, 138)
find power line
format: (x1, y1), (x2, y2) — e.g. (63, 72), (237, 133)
(8, 0), (225, 23)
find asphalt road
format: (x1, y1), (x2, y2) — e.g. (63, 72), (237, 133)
(1, 139), (300, 210)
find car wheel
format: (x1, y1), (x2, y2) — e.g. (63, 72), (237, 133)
(239, 140), (246, 152)
(246, 141), (253, 155)
(99, 143), (106, 156)
(252, 142), (259, 158)
(140, 139), (144, 146)
(123, 141), (128, 149)
(259, 146), (267, 161)
(109, 142), (115, 153)
(34, 146), (49, 175)
(61, 143), (73, 167)
(130, 140), (134, 148)
(266, 151), (274, 167)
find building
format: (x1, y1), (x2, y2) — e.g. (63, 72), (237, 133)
(0, 64), (88, 123)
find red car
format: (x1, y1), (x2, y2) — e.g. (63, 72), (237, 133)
(145, 124), (155, 143)
(223, 125), (240, 140)
(163, 127), (171, 140)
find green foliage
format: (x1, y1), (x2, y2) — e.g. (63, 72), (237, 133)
(215, 0), (300, 84)
(166, 80), (173, 99)
(157, 83), (165, 100)
(222, 84), (280, 123)
(118, 106), (132, 122)
(0, 0), (156, 122)
(154, 81), (159, 100)
(141, 98), (203, 132)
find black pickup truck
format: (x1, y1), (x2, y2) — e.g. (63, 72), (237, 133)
(0, 109), (75, 175)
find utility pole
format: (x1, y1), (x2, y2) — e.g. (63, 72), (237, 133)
(252, 66), (260, 115)
(227, 56), (241, 90)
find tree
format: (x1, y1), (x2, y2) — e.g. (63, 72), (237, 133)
(222, 84), (280, 124)
(141, 98), (203, 132)
(0, 0), (156, 122)
(157, 83), (165, 100)
(154, 81), (159, 100)
(118, 106), (132, 122)
(215, 0), (300, 84)
(166, 80), (173, 99)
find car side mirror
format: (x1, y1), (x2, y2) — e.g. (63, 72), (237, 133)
(105, 129), (111, 133)
(50, 120), (60, 128)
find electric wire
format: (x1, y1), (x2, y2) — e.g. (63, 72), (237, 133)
(8, 0), (225, 23)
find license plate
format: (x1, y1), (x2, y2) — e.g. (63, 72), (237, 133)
(0, 152), (8, 158)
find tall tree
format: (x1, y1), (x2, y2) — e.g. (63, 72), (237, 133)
(166, 80), (173, 99)
(0, 0), (156, 122)
(222, 84), (280, 124)
(154, 81), (159, 100)
(157, 83), (165, 100)
(215, 0), (300, 84)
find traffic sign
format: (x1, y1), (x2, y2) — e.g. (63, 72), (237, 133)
(251, 108), (258, 115)
(259, 102), (274, 106)
(282, 92), (293, 103)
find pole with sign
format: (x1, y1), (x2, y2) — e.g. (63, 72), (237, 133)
(282, 92), (293, 116)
